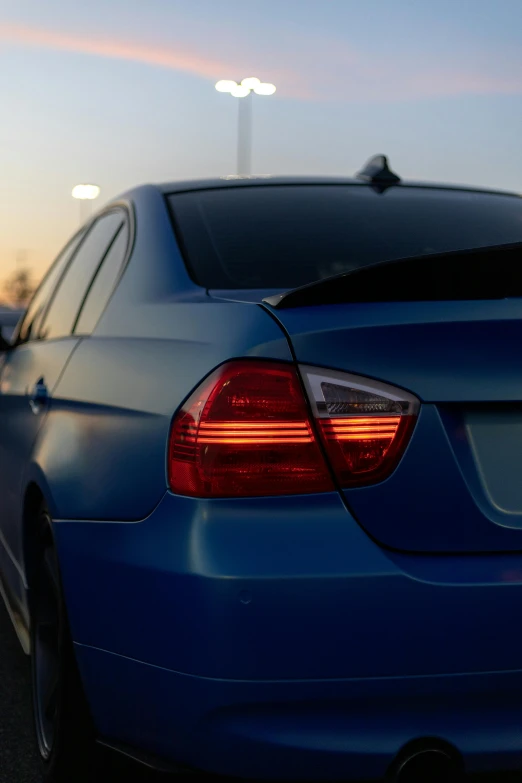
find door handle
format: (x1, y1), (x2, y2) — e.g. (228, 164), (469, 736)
(29, 378), (49, 414)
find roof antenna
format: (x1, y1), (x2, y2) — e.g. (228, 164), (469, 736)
(356, 155), (401, 187)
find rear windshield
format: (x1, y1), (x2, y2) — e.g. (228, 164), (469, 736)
(168, 185), (522, 290)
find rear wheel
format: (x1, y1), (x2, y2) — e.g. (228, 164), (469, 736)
(30, 505), (97, 782)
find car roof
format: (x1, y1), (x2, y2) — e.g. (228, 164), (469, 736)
(157, 176), (520, 199)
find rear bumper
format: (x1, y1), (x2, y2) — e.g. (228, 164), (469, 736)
(54, 491), (522, 778)
(78, 646), (522, 780)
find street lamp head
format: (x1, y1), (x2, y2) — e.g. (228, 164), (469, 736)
(254, 82), (276, 96)
(230, 84), (251, 98)
(72, 184), (100, 200)
(241, 77), (261, 90)
(215, 79), (238, 93)
(215, 78), (276, 97)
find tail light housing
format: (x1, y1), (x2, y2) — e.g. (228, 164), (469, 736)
(168, 360), (419, 498)
(300, 365), (419, 488)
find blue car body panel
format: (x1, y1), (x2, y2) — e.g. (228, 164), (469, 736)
(345, 403), (522, 553)
(74, 649), (522, 779)
(0, 337), (81, 641)
(3, 178), (522, 778)
(55, 492), (522, 681)
(263, 298), (522, 403)
(45, 307), (291, 523)
(54, 490), (522, 777)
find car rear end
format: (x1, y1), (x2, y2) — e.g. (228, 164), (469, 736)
(57, 176), (522, 780)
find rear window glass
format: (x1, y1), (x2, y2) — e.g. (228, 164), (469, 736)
(169, 185), (522, 289)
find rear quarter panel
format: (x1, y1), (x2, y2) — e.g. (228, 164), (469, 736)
(36, 303), (291, 521)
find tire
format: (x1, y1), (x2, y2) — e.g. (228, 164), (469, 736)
(29, 505), (97, 782)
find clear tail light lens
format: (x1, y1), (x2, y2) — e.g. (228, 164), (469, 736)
(300, 366), (419, 487)
(168, 360), (334, 497)
(168, 360), (419, 498)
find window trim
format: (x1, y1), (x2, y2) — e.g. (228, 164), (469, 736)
(35, 218), (105, 341)
(13, 226), (87, 346)
(73, 222), (123, 335)
(35, 202), (134, 342)
(72, 201), (135, 336)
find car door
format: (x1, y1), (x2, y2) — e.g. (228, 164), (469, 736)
(0, 210), (125, 623)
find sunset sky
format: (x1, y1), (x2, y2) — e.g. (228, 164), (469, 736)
(1, 0), (522, 291)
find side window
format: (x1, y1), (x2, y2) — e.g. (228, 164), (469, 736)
(16, 230), (86, 344)
(39, 211), (124, 341)
(75, 221), (130, 335)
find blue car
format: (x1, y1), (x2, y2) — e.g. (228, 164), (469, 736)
(3, 155), (522, 782)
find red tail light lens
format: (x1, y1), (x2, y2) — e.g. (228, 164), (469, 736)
(168, 360), (419, 497)
(168, 361), (334, 497)
(318, 415), (416, 485)
(301, 366), (419, 488)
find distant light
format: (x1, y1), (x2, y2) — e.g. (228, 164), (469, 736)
(215, 79), (238, 93)
(230, 84), (251, 98)
(241, 77), (261, 90)
(72, 184), (100, 200)
(254, 82), (276, 96)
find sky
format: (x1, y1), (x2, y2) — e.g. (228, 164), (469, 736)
(1, 0), (522, 290)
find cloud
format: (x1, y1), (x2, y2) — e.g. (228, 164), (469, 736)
(1, 21), (521, 103)
(0, 21), (245, 80)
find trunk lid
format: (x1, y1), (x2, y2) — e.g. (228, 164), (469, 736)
(263, 296), (522, 553)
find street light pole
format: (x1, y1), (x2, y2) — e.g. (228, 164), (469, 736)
(237, 91), (253, 176)
(215, 78), (276, 176)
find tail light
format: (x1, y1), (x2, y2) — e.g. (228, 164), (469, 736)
(300, 366), (419, 488)
(168, 360), (419, 498)
(168, 361), (333, 497)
